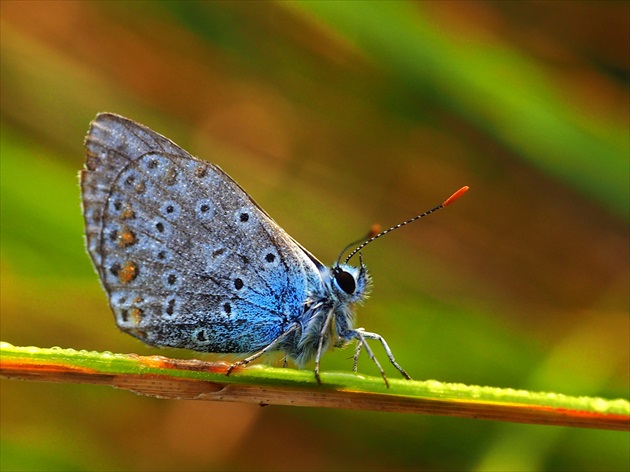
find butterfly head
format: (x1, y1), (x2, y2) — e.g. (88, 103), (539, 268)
(331, 256), (371, 304)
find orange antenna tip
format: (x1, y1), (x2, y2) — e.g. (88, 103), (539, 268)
(442, 186), (469, 207)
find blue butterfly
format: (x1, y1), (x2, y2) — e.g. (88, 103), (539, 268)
(81, 113), (467, 386)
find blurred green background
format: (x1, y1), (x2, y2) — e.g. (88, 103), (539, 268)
(1, 1), (628, 470)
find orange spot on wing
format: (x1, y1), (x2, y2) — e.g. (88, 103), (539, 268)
(117, 227), (136, 247)
(120, 206), (135, 220)
(129, 307), (143, 324)
(118, 260), (138, 284)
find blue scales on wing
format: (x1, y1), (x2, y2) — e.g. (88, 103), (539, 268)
(81, 113), (322, 354)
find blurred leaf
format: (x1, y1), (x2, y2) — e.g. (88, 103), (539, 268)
(289, 0), (629, 218)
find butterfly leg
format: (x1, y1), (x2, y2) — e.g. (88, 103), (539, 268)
(314, 309), (335, 385)
(226, 324), (299, 376)
(353, 328), (412, 382)
(352, 329), (390, 388)
(352, 341), (363, 372)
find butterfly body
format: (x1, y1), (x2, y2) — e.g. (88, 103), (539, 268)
(81, 113), (402, 383)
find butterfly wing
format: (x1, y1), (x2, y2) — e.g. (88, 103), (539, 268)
(81, 113), (323, 353)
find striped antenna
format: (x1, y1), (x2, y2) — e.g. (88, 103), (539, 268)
(342, 186), (469, 265)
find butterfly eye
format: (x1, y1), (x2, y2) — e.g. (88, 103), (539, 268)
(333, 268), (356, 294)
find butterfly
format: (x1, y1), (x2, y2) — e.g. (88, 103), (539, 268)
(81, 112), (467, 387)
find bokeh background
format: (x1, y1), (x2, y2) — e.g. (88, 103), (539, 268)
(1, 1), (628, 471)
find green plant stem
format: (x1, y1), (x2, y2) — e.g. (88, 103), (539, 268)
(1, 343), (627, 431)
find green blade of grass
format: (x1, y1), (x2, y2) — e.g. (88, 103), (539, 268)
(1, 342), (627, 431)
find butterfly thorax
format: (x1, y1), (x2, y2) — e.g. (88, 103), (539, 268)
(290, 263), (371, 367)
